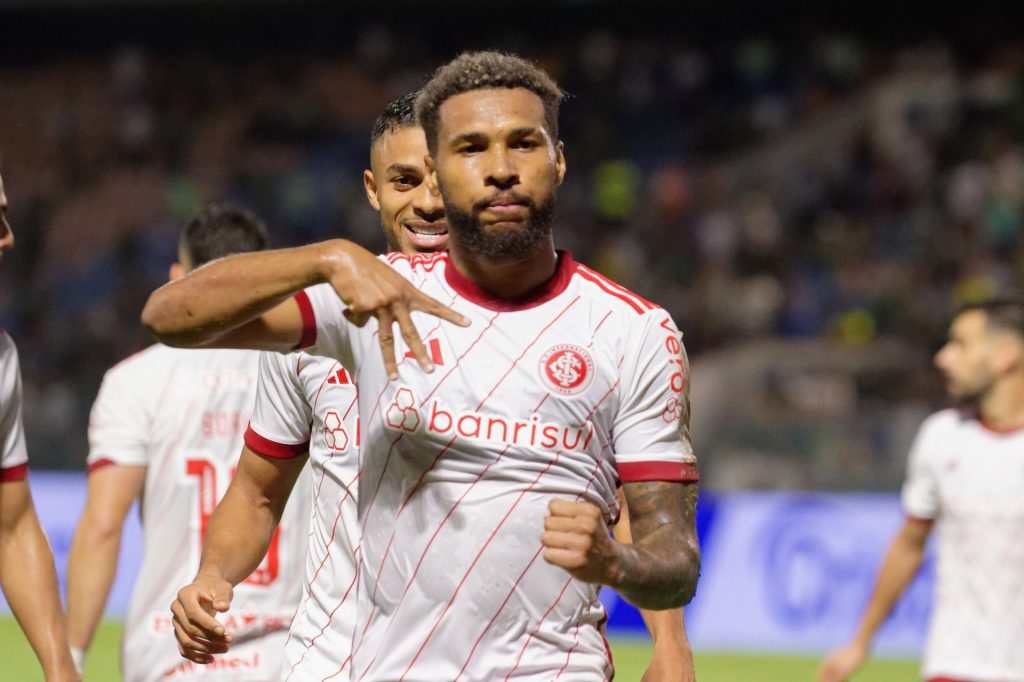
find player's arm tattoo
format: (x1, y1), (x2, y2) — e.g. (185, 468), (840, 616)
(617, 480), (700, 610)
(614, 340), (699, 610)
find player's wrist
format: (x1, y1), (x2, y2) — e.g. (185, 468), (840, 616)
(316, 239), (358, 283)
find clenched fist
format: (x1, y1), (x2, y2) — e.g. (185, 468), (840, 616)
(540, 499), (623, 587)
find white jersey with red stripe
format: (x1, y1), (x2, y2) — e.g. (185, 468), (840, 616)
(244, 350), (361, 681)
(0, 332), (29, 482)
(901, 408), (1024, 682)
(86, 345), (310, 682)
(299, 250), (697, 682)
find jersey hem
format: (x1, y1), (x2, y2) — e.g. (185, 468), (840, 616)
(0, 462), (28, 482)
(244, 424), (309, 459)
(618, 461), (698, 482)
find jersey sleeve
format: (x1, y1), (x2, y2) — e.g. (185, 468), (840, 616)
(295, 283), (356, 371)
(612, 310), (698, 483)
(0, 335), (29, 481)
(87, 360), (152, 471)
(901, 415), (943, 521)
(244, 351), (312, 459)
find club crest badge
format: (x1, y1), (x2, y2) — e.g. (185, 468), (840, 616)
(539, 344), (595, 396)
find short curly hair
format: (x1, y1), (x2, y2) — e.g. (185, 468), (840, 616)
(415, 51), (563, 155)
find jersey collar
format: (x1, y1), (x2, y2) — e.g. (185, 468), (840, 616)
(443, 250), (576, 312)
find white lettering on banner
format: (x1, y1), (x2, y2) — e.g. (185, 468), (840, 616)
(381, 388), (596, 451)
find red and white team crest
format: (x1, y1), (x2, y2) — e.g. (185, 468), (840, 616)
(539, 344), (595, 396)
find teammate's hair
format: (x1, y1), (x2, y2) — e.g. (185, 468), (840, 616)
(370, 91), (419, 150)
(415, 51), (563, 155)
(180, 203), (269, 269)
(960, 298), (1024, 340)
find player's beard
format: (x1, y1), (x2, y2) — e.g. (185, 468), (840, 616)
(946, 369), (995, 406)
(444, 191), (556, 261)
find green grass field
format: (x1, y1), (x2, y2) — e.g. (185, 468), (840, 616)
(4, 618), (919, 681)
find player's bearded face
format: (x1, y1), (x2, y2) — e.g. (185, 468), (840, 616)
(442, 187), (556, 260)
(431, 87), (565, 261)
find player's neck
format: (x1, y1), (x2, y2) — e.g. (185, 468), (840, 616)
(448, 237), (558, 300)
(977, 374), (1024, 431)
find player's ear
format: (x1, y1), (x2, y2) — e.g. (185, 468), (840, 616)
(363, 170), (381, 211)
(424, 154), (440, 196)
(168, 262), (186, 281)
(554, 140), (566, 187)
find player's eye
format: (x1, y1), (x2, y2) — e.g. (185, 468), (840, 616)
(392, 176), (419, 189)
(511, 139), (537, 150)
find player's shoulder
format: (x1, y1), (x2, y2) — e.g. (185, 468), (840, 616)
(919, 407), (972, 439)
(569, 258), (679, 341)
(570, 259), (663, 318)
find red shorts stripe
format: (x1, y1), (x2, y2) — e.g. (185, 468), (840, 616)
(0, 462), (28, 482)
(244, 424), (309, 459)
(927, 678), (972, 682)
(86, 459), (115, 475)
(294, 290), (317, 350)
(618, 460), (698, 482)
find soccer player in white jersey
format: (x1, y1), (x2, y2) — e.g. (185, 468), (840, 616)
(65, 204), (310, 681)
(0, 172), (80, 682)
(224, 92), (694, 680)
(145, 51), (700, 681)
(818, 300), (1024, 682)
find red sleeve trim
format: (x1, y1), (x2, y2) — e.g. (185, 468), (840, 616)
(0, 463), (28, 482)
(244, 424), (309, 460)
(86, 458), (115, 474)
(293, 290), (317, 350)
(618, 461), (699, 483)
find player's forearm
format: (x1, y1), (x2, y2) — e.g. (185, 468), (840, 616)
(612, 527), (700, 610)
(196, 484), (279, 586)
(614, 481), (700, 610)
(851, 523), (928, 648)
(0, 500), (76, 675)
(141, 239), (349, 347)
(66, 519), (123, 651)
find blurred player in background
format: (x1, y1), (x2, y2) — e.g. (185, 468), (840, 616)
(65, 204), (310, 681)
(818, 300), (1024, 682)
(146, 51), (700, 681)
(0, 174), (80, 681)
(174, 92), (694, 680)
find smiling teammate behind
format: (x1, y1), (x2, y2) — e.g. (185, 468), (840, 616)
(145, 53), (701, 681)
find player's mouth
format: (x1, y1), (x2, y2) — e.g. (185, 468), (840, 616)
(403, 220), (449, 250)
(480, 193), (530, 220)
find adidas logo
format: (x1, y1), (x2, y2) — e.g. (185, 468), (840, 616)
(327, 368), (352, 385)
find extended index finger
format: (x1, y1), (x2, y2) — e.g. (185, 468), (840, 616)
(409, 289), (470, 327)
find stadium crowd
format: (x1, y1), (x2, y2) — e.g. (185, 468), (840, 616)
(3, 17), (1023, 489)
